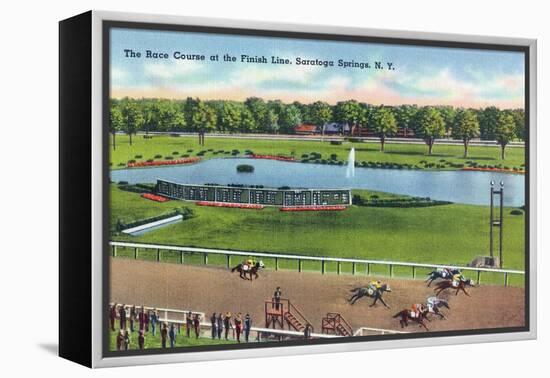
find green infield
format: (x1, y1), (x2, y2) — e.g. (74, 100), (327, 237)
(109, 326), (236, 351)
(109, 135), (525, 171)
(109, 185), (526, 281)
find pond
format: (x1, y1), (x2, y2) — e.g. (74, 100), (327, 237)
(111, 158), (525, 207)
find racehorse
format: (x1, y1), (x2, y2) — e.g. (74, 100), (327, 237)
(434, 278), (475, 297)
(348, 284), (392, 308)
(231, 260), (265, 281)
(425, 268), (461, 287)
(425, 297), (450, 320)
(393, 307), (430, 331)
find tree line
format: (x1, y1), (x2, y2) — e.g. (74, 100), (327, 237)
(110, 97), (525, 159)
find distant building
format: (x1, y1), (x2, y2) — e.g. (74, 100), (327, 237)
(294, 124), (319, 135)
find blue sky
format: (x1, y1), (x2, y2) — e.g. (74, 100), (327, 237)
(110, 28), (525, 108)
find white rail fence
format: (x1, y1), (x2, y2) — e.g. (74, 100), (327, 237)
(109, 241), (524, 287)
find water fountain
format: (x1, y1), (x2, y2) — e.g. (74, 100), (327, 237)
(346, 147), (355, 179)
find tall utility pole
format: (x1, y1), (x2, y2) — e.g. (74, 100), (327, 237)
(489, 181), (504, 268)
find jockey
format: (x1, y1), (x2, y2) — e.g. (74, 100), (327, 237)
(442, 267), (453, 279)
(452, 272), (464, 287)
(411, 303), (425, 318)
(243, 258), (255, 271)
(369, 280), (382, 291)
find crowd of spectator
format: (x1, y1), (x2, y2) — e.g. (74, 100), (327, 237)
(110, 304), (257, 350)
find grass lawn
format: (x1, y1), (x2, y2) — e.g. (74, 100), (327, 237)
(109, 325), (235, 351)
(110, 185), (526, 286)
(109, 135), (525, 171)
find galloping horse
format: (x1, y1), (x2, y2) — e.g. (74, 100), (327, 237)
(348, 284), (392, 308)
(434, 278), (475, 297)
(231, 260), (265, 281)
(425, 297), (450, 320)
(393, 306), (430, 331)
(425, 268), (461, 287)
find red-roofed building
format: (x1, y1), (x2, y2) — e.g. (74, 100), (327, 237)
(294, 124), (319, 135)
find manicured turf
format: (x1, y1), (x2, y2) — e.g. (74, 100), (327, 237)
(110, 185), (526, 281)
(110, 134), (525, 171)
(109, 325), (236, 351)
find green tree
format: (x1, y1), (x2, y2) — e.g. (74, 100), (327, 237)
(193, 102), (217, 133)
(394, 105), (418, 137)
(479, 106), (500, 140)
(263, 109), (279, 134)
(109, 101), (123, 150)
(219, 102), (241, 133)
(494, 112), (517, 159)
(278, 104), (302, 134)
(452, 109), (480, 157)
(335, 100), (362, 135)
(414, 106), (446, 155)
(240, 108), (256, 133)
(437, 105), (457, 137)
(510, 109), (526, 141)
(121, 100), (144, 146)
(369, 106), (397, 151)
(309, 101), (333, 137)
(245, 97), (267, 132)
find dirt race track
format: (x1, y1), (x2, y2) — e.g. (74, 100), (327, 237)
(110, 258), (525, 334)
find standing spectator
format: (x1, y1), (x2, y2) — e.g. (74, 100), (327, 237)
(216, 313), (224, 339)
(119, 304), (127, 330)
(234, 313), (243, 343)
(138, 330), (145, 350)
(161, 323), (168, 349)
(138, 306), (146, 331)
(150, 308), (158, 336)
(193, 314), (201, 339)
(273, 287), (282, 310)
(244, 313), (252, 343)
(186, 311), (193, 338)
(116, 329), (124, 351)
(144, 309), (150, 333)
(169, 323), (176, 348)
(123, 328), (131, 350)
(224, 312), (233, 340)
(210, 313), (217, 339)
(304, 323), (313, 339)
(110, 303), (118, 331)
(130, 305), (137, 332)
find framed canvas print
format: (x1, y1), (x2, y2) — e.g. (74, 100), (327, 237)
(59, 10), (537, 368)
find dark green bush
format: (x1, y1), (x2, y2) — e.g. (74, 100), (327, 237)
(236, 164), (254, 173)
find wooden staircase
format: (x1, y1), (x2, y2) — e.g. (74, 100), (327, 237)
(284, 311), (305, 332)
(265, 298), (312, 333)
(321, 313), (353, 337)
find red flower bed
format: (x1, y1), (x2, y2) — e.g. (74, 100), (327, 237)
(128, 157), (201, 168)
(250, 154), (295, 162)
(196, 201), (264, 210)
(462, 167), (525, 174)
(280, 205), (347, 212)
(141, 193), (170, 202)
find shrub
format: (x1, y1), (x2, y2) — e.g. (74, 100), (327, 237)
(172, 151), (179, 155)
(154, 154), (162, 159)
(127, 159), (136, 164)
(236, 164), (254, 173)
(301, 154), (309, 158)
(187, 149), (194, 152)
(330, 154), (338, 160)
(135, 155), (143, 159)
(165, 156), (173, 160)
(510, 209), (523, 216)
(330, 140), (342, 145)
